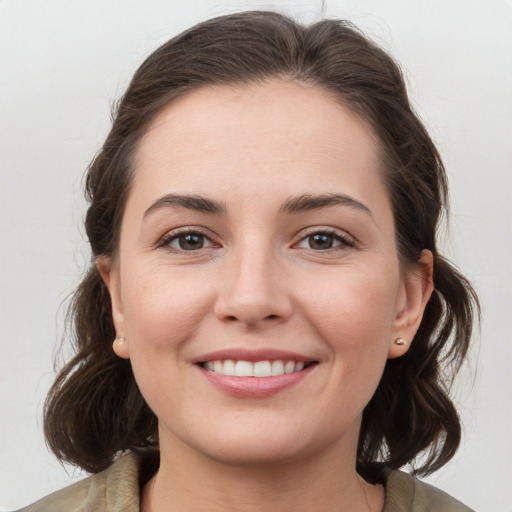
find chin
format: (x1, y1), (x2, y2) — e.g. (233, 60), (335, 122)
(198, 435), (311, 467)
(163, 412), (345, 468)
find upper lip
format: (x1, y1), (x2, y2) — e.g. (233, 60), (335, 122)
(194, 348), (317, 363)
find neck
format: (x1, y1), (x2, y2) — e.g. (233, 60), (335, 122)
(142, 429), (384, 512)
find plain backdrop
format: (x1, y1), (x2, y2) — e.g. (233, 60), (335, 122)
(1, 1), (511, 510)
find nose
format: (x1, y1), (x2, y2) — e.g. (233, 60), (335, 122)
(214, 241), (293, 328)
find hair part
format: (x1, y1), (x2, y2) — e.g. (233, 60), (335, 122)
(44, 10), (479, 475)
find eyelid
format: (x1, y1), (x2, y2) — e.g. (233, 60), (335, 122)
(293, 227), (356, 250)
(156, 227), (221, 252)
(155, 225), (355, 253)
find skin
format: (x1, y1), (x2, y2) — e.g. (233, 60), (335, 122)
(99, 80), (433, 512)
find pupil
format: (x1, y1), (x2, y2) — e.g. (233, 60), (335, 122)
(179, 234), (203, 250)
(310, 233), (333, 250)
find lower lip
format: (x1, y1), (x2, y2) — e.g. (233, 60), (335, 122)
(198, 364), (316, 398)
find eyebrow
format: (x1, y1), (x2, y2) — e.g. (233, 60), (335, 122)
(143, 192), (372, 219)
(280, 193), (373, 217)
(144, 193), (227, 218)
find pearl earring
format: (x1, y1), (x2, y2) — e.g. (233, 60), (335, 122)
(394, 337), (406, 346)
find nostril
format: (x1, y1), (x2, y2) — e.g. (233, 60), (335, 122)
(223, 313), (280, 324)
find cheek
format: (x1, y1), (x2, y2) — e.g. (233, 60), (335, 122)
(296, 263), (399, 388)
(118, 265), (215, 415)
(120, 265), (214, 361)
(299, 263), (399, 341)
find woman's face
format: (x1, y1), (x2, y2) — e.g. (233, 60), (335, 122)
(101, 80), (431, 466)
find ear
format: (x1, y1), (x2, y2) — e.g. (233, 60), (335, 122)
(388, 250), (434, 359)
(96, 256), (130, 359)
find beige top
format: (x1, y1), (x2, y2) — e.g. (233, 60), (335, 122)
(17, 452), (474, 512)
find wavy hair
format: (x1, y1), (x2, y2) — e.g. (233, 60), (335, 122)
(44, 11), (479, 475)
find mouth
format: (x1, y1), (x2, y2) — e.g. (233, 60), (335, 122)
(199, 359), (318, 377)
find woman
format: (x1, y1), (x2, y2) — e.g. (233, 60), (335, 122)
(18, 11), (479, 512)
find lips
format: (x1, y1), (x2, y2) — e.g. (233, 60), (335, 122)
(195, 349), (318, 398)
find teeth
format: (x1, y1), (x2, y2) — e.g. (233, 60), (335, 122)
(271, 360), (284, 376)
(284, 361), (295, 374)
(204, 360), (309, 377)
(254, 361), (272, 377)
(224, 360), (236, 376)
(235, 360), (253, 377)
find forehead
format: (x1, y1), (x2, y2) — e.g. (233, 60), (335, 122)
(132, 80), (386, 208)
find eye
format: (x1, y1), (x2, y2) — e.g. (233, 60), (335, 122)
(295, 230), (354, 251)
(159, 230), (217, 252)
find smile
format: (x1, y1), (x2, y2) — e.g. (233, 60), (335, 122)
(201, 360), (315, 377)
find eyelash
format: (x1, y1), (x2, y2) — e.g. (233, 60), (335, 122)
(157, 228), (218, 253)
(156, 227), (355, 253)
(294, 228), (355, 252)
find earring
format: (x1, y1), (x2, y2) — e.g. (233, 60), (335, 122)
(112, 336), (129, 359)
(394, 337), (406, 346)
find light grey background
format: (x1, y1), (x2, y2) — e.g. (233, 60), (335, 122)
(1, 1), (511, 510)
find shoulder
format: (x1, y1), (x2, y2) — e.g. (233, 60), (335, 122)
(14, 453), (142, 512)
(383, 470), (475, 512)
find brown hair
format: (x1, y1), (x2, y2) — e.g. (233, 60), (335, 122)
(44, 11), (479, 476)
